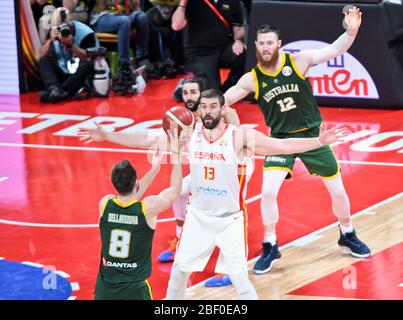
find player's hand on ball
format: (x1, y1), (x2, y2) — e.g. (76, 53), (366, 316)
(178, 129), (189, 151)
(318, 125), (349, 145)
(78, 122), (107, 144)
(167, 128), (180, 154)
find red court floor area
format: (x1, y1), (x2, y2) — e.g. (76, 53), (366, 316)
(290, 242), (403, 300)
(0, 76), (402, 299)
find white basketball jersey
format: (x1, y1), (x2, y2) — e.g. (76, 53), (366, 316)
(188, 122), (247, 216)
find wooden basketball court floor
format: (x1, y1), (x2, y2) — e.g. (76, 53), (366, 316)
(0, 76), (402, 300)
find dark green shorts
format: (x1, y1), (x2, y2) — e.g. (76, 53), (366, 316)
(264, 128), (340, 179)
(94, 274), (153, 300)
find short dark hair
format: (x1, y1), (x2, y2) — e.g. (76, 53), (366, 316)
(111, 160), (137, 196)
(182, 77), (205, 92)
(200, 89), (225, 107)
(256, 25), (281, 39)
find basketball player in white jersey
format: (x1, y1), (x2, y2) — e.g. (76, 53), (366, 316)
(166, 89), (348, 300)
(78, 77), (244, 287)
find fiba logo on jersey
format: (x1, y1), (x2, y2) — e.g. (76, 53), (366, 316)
(282, 66), (293, 77)
(282, 40), (379, 99)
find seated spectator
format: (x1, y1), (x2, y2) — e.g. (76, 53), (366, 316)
(33, 1), (90, 43)
(146, 1), (186, 78)
(31, 0), (59, 42)
(38, 7), (99, 102)
(31, 0), (51, 30)
(171, 0), (247, 92)
(65, 0), (90, 24)
(89, 0), (150, 79)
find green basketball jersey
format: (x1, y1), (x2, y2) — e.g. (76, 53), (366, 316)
(252, 53), (322, 137)
(98, 198), (155, 284)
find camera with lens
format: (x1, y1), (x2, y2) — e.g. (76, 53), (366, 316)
(57, 9), (71, 38)
(57, 23), (72, 37)
(86, 46), (107, 59)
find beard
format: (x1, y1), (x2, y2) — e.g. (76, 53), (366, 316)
(201, 114), (221, 129)
(256, 47), (280, 69)
(184, 97), (200, 112)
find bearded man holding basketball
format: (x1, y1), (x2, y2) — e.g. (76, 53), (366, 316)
(80, 84), (348, 299)
(78, 76), (243, 288)
(165, 89), (349, 300)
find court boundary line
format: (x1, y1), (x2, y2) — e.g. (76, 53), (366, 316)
(0, 142), (402, 167)
(185, 191), (403, 293)
(0, 216), (178, 228)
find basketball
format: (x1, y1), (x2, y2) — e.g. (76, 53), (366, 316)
(162, 106), (196, 137)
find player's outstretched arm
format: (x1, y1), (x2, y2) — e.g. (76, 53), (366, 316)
(224, 72), (255, 107)
(142, 130), (186, 219)
(293, 6), (362, 75)
(223, 106), (241, 126)
(78, 122), (167, 149)
(135, 147), (163, 199)
(243, 125), (348, 155)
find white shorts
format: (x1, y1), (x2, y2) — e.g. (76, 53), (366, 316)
(173, 205), (248, 275)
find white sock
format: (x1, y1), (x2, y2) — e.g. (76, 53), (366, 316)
(176, 225), (183, 239)
(263, 232), (277, 245)
(340, 223), (354, 235)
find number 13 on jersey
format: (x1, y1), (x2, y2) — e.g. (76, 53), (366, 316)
(204, 166), (215, 180)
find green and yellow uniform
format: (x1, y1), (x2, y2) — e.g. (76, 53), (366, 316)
(94, 198), (154, 300)
(251, 53), (340, 179)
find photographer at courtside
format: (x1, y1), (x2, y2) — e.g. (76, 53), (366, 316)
(38, 7), (106, 103)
